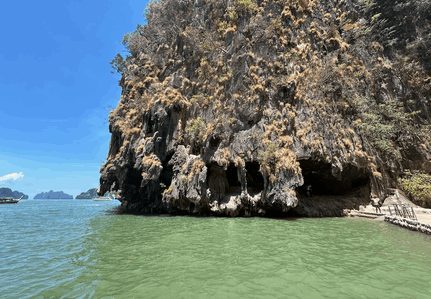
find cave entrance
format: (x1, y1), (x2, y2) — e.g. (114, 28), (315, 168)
(123, 165), (144, 200)
(226, 163), (241, 194)
(160, 153), (174, 189)
(298, 159), (370, 196)
(246, 161), (264, 195)
(207, 162), (241, 200)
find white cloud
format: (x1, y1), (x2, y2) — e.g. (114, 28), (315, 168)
(0, 172), (25, 183)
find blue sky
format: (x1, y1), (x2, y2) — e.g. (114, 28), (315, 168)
(0, 0), (149, 198)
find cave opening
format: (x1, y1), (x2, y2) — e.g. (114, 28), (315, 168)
(297, 159), (370, 196)
(207, 162), (241, 200)
(160, 153), (174, 189)
(226, 163), (241, 194)
(124, 166), (144, 200)
(246, 161), (264, 195)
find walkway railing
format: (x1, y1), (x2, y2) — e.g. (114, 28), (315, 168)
(388, 204), (417, 221)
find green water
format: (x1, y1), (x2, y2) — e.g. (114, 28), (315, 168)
(1, 200), (431, 298)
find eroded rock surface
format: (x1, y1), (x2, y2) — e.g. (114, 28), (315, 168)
(100, 0), (431, 216)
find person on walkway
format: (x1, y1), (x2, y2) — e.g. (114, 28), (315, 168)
(306, 184), (313, 197)
(371, 197), (382, 214)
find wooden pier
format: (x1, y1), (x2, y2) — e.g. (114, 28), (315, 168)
(385, 215), (431, 235)
(348, 189), (431, 235)
(384, 204), (431, 235)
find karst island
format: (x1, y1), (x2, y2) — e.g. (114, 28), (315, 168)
(100, 0), (430, 220)
(1, 0), (431, 297)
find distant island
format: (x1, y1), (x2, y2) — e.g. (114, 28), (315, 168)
(34, 190), (73, 200)
(0, 188), (29, 199)
(76, 188), (98, 199)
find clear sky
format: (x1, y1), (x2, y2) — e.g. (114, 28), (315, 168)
(0, 0), (149, 198)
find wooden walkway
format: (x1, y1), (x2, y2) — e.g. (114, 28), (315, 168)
(383, 204), (431, 235)
(349, 201), (431, 235)
(385, 215), (431, 235)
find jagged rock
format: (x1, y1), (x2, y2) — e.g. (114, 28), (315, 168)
(100, 0), (431, 217)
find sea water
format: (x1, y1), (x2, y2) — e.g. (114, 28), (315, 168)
(1, 200), (431, 298)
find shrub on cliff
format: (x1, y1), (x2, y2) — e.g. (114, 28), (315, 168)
(235, 0), (258, 12)
(400, 172), (431, 208)
(185, 117), (207, 153)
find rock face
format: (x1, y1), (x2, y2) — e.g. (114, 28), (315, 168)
(76, 188), (98, 199)
(100, 0), (431, 216)
(0, 188), (29, 199)
(34, 191), (73, 200)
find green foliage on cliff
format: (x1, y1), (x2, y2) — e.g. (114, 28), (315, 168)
(111, 54), (126, 74)
(185, 117), (207, 152)
(354, 98), (423, 161)
(235, 0), (258, 11)
(400, 172), (431, 208)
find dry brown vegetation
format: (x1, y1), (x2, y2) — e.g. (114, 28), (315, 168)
(103, 0), (430, 202)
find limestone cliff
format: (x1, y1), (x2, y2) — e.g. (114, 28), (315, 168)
(100, 0), (430, 216)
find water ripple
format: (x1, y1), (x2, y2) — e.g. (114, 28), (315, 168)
(1, 202), (431, 298)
